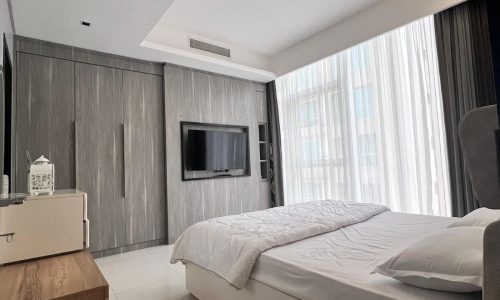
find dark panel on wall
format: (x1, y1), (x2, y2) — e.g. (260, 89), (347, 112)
(123, 70), (166, 245)
(75, 63), (126, 252)
(486, 0), (500, 121)
(15, 53), (75, 192)
(0, 67), (4, 180)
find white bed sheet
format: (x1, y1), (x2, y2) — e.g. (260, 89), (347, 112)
(250, 211), (482, 300)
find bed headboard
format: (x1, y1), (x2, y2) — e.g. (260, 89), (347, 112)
(483, 220), (500, 300)
(458, 105), (500, 299)
(458, 105), (500, 209)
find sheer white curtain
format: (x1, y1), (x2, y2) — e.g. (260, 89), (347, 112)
(276, 16), (451, 216)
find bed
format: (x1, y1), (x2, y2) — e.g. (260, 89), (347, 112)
(171, 104), (500, 300)
(171, 200), (500, 300)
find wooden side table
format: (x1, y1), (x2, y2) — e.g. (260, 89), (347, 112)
(0, 250), (109, 300)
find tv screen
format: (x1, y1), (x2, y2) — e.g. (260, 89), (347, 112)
(186, 129), (248, 171)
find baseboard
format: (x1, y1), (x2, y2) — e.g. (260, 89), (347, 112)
(91, 239), (168, 259)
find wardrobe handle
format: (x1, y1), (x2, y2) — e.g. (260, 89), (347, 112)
(122, 123), (126, 198)
(74, 121), (77, 188)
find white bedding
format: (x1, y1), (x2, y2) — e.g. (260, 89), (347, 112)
(250, 211), (482, 300)
(171, 200), (389, 288)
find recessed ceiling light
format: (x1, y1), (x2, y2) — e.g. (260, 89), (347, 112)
(80, 21), (91, 27)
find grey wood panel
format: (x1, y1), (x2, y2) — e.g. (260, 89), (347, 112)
(75, 63), (126, 253)
(256, 83), (266, 93)
(256, 91), (267, 123)
(15, 36), (163, 76)
(15, 36), (74, 61)
(123, 70), (166, 245)
(259, 181), (271, 210)
(165, 65), (270, 243)
(164, 65), (191, 243)
(15, 53), (75, 193)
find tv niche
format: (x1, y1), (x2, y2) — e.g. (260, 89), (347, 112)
(181, 121), (251, 181)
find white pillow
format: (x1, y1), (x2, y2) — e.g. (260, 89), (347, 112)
(448, 207), (500, 228)
(373, 227), (484, 293)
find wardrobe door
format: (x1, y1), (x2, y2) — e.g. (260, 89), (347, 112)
(123, 70), (166, 245)
(75, 63), (126, 252)
(16, 53), (75, 193)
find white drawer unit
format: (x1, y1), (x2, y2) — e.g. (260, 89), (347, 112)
(0, 190), (89, 265)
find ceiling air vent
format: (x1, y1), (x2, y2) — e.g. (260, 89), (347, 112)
(189, 38), (231, 58)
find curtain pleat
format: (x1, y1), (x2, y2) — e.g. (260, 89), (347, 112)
(266, 81), (285, 207)
(434, 0), (497, 217)
(276, 17), (451, 216)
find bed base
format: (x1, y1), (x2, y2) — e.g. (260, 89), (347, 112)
(185, 219), (500, 300)
(483, 220), (500, 300)
(185, 263), (297, 300)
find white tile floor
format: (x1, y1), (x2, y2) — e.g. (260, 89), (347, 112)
(95, 245), (196, 300)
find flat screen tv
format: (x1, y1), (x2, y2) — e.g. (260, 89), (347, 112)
(186, 129), (248, 171)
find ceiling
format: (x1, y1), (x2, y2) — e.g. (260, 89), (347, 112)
(11, 0), (464, 82)
(156, 0), (379, 56)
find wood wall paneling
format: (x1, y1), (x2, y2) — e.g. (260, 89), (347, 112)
(164, 65), (190, 242)
(164, 65), (270, 243)
(256, 90), (271, 210)
(15, 36), (163, 76)
(15, 53), (75, 193)
(123, 70), (166, 245)
(14, 36), (166, 256)
(75, 63), (126, 252)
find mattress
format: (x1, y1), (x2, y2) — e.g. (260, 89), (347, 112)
(250, 211), (482, 300)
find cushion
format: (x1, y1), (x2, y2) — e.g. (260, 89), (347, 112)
(448, 207), (500, 228)
(373, 227), (484, 293)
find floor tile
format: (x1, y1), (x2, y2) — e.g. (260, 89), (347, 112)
(95, 248), (151, 267)
(100, 260), (179, 293)
(99, 253), (159, 273)
(116, 274), (195, 300)
(109, 290), (119, 300)
(167, 262), (185, 277)
(147, 245), (185, 277)
(147, 245), (174, 261)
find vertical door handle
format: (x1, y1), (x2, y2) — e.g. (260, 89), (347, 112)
(74, 121), (77, 189)
(122, 123), (126, 198)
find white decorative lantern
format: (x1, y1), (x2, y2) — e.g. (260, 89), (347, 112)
(28, 155), (55, 195)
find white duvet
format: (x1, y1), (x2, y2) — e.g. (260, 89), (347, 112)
(170, 200), (389, 288)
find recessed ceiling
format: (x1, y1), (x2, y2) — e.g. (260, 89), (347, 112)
(11, 0), (465, 82)
(156, 0), (380, 56)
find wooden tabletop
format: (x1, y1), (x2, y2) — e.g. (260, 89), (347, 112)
(0, 250), (109, 300)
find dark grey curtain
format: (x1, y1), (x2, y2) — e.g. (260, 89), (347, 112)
(266, 81), (284, 207)
(435, 0), (497, 216)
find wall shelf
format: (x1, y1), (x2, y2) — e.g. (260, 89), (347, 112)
(258, 123), (269, 180)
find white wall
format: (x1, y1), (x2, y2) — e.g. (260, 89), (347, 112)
(0, 0), (13, 66)
(271, 0), (466, 76)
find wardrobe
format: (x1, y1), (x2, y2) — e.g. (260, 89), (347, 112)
(13, 36), (166, 256)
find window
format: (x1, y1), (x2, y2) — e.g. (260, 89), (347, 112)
(354, 85), (374, 119)
(357, 134), (377, 167)
(302, 180), (323, 201)
(330, 57), (338, 81)
(301, 140), (321, 161)
(299, 101), (318, 124)
(351, 44), (370, 71)
(277, 16), (451, 217)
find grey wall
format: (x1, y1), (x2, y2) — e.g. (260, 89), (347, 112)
(164, 64), (271, 243)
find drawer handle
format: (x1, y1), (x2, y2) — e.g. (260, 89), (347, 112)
(0, 232), (15, 243)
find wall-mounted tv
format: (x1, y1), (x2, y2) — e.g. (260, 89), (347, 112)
(186, 130), (248, 171)
(181, 122), (250, 181)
